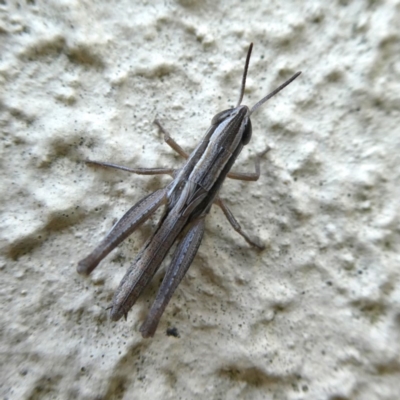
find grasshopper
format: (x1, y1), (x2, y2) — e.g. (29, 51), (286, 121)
(77, 43), (301, 338)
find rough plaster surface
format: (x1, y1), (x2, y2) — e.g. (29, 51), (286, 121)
(1, 1), (400, 399)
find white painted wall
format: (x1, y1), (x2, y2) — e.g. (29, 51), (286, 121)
(1, 1), (399, 399)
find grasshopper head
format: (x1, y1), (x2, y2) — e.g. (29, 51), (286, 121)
(211, 105), (252, 145)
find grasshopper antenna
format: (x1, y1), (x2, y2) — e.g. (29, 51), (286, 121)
(236, 43), (253, 107)
(250, 71), (301, 116)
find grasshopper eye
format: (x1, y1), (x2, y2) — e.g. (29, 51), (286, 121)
(211, 109), (232, 125)
(241, 118), (252, 145)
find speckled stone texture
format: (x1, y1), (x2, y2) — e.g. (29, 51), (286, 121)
(1, 1), (400, 399)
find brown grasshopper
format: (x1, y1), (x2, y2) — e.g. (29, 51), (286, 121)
(77, 43), (301, 338)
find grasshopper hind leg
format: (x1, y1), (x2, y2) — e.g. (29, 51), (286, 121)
(77, 188), (167, 275)
(139, 218), (206, 338)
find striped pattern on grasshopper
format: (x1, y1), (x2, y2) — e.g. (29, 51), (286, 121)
(77, 43), (301, 338)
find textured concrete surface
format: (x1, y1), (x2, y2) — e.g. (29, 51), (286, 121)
(1, 1), (400, 399)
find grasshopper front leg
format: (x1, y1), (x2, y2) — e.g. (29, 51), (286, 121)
(154, 119), (190, 160)
(139, 217), (206, 338)
(227, 147), (270, 181)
